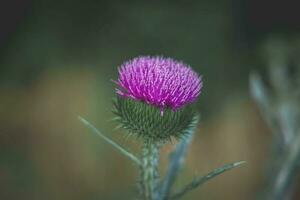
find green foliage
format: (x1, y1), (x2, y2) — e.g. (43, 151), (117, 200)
(171, 161), (246, 199)
(113, 97), (198, 143)
(78, 103), (245, 200)
(159, 124), (197, 200)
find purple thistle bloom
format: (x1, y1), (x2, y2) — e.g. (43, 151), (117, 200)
(116, 56), (202, 112)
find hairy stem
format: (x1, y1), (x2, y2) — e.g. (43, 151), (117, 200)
(140, 142), (159, 200)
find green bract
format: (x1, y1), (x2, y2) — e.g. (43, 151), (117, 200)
(113, 97), (199, 143)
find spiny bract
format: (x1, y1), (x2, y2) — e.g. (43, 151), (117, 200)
(113, 97), (198, 142)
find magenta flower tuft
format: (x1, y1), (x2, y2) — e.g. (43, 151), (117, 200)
(116, 56), (202, 111)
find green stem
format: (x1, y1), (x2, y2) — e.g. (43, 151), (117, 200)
(140, 142), (159, 200)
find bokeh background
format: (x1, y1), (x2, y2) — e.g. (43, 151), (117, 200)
(1, 0), (299, 199)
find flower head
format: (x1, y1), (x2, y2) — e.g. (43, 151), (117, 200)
(114, 56), (202, 142)
(116, 56), (202, 111)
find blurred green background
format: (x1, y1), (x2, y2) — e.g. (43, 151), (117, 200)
(0, 0), (299, 199)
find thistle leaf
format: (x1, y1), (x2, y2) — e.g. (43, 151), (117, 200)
(159, 115), (199, 200)
(78, 116), (141, 166)
(171, 161), (246, 200)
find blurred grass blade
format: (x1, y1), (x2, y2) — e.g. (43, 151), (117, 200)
(78, 116), (141, 166)
(249, 73), (282, 141)
(171, 161), (246, 200)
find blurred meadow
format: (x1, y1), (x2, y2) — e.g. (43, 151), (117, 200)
(1, 0), (300, 199)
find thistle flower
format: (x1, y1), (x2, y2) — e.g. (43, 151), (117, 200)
(79, 56), (244, 200)
(116, 56), (202, 112)
(114, 56), (202, 142)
